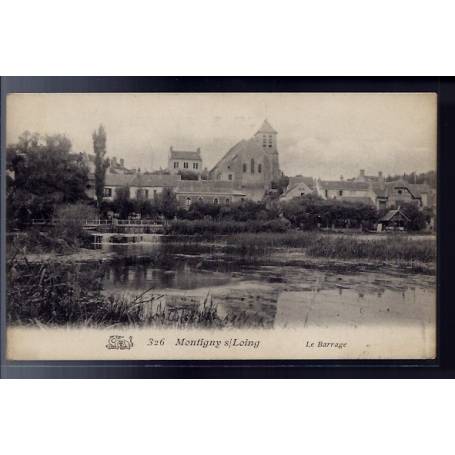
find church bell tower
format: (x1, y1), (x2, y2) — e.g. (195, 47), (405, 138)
(254, 119), (280, 182)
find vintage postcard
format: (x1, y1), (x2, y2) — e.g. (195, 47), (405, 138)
(4, 92), (437, 360)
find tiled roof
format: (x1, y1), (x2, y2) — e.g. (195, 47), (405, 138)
(129, 173), (180, 187)
(340, 196), (375, 206)
(384, 180), (430, 198)
(380, 209), (410, 222)
(210, 138), (262, 173)
(176, 180), (245, 195)
(169, 149), (202, 161)
(256, 119), (277, 135)
(103, 173), (180, 187)
(319, 180), (370, 191)
(104, 173), (134, 187)
(289, 175), (315, 189)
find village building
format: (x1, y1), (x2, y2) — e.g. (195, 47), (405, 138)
(90, 173), (180, 201)
(168, 147), (203, 174)
(377, 208), (410, 232)
(89, 170), (245, 209)
(281, 176), (316, 201)
(209, 120), (282, 201)
(315, 179), (377, 206)
(307, 170), (434, 211)
(174, 180), (246, 208)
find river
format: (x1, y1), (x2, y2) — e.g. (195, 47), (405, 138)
(89, 242), (436, 331)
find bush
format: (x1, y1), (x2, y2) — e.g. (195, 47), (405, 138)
(165, 218), (290, 235)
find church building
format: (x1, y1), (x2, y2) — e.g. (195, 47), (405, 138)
(209, 120), (281, 201)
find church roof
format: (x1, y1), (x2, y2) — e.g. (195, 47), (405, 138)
(209, 138), (263, 174)
(255, 119), (277, 135)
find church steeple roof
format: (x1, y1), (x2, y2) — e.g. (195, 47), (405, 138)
(255, 119), (277, 135)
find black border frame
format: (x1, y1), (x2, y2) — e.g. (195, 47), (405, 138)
(0, 76), (453, 379)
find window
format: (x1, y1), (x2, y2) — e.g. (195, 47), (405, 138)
(186, 197), (191, 208)
(397, 189), (402, 195)
(184, 162), (188, 169)
(193, 162), (198, 170)
(174, 161), (179, 169)
(153, 189), (158, 198)
(213, 198), (219, 205)
(103, 187), (112, 197)
(258, 163), (262, 173)
(339, 190), (343, 196)
(225, 198), (230, 205)
(243, 163), (247, 173)
(251, 158), (255, 174)
(263, 134), (267, 147)
(268, 135), (273, 147)
(228, 174), (233, 181)
(325, 189), (328, 198)
(217, 173), (222, 180)
(198, 197), (203, 202)
(300, 192), (305, 197)
(144, 189), (149, 199)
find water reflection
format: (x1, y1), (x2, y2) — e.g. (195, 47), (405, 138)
(90, 243), (435, 329)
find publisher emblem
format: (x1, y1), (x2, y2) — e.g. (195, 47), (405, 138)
(106, 335), (134, 350)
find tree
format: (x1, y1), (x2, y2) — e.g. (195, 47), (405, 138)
(93, 125), (109, 208)
(7, 132), (89, 227)
(400, 203), (427, 231)
(158, 188), (179, 219)
(271, 175), (290, 195)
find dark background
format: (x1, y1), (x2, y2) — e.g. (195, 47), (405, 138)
(1, 76), (453, 378)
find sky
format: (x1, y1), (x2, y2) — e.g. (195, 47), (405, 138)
(6, 92), (436, 180)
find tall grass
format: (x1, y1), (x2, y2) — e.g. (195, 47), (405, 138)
(7, 256), (269, 328)
(223, 232), (436, 263)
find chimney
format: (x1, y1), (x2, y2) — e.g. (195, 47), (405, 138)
(340, 175), (344, 181)
(360, 169), (365, 177)
(378, 171), (383, 178)
(120, 158), (125, 167)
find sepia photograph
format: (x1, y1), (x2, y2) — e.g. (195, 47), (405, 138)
(4, 92), (437, 360)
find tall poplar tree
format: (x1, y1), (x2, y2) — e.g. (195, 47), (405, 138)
(93, 125), (109, 208)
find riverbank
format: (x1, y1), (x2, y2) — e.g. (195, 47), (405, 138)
(13, 233), (436, 275)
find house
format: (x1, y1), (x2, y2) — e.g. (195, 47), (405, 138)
(377, 208), (410, 231)
(209, 120), (281, 201)
(174, 180), (246, 208)
(128, 173), (181, 200)
(94, 173), (180, 201)
(90, 170), (245, 208)
(280, 176), (315, 201)
(316, 179), (376, 206)
(315, 170), (434, 210)
(168, 147), (203, 174)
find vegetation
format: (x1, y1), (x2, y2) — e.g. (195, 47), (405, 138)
(222, 231), (436, 263)
(281, 194), (378, 230)
(6, 132), (89, 228)
(93, 125), (109, 208)
(7, 257), (268, 328)
(385, 170), (436, 188)
(165, 219), (289, 235)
